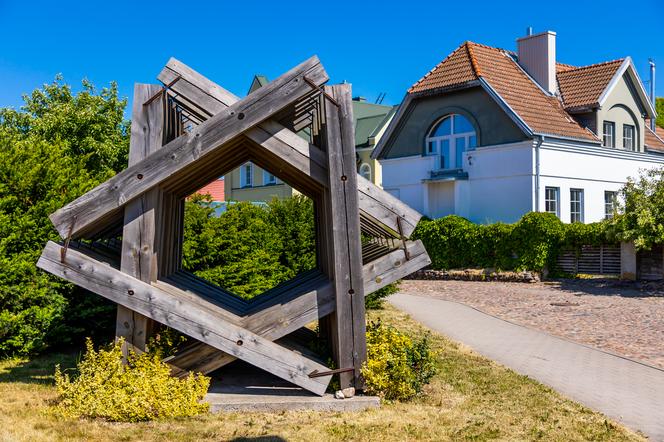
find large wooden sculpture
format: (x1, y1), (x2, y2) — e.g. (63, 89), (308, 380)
(37, 56), (430, 395)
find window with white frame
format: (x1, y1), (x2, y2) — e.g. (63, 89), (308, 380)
(263, 170), (277, 185)
(240, 162), (253, 188)
(623, 124), (635, 151)
(570, 188), (584, 223)
(425, 114), (476, 170)
(603, 121), (615, 147)
(359, 163), (372, 182)
(545, 187), (559, 217)
(604, 191), (617, 219)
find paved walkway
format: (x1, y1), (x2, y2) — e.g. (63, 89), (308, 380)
(390, 292), (664, 441)
(399, 279), (664, 369)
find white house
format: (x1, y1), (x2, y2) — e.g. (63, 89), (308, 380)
(372, 30), (664, 224)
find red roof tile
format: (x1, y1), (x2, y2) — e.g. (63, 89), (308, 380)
(645, 125), (664, 152)
(557, 59), (624, 111)
(409, 42), (597, 142)
(196, 178), (225, 201)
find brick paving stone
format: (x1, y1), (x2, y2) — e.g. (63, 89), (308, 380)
(399, 279), (664, 369)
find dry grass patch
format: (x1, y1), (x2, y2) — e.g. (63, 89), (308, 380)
(0, 306), (645, 441)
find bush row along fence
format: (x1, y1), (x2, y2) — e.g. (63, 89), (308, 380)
(412, 212), (617, 274)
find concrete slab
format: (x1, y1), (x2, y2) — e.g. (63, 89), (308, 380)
(205, 362), (380, 413)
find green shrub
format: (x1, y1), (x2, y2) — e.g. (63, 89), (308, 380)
(54, 338), (210, 422)
(182, 195), (316, 299)
(413, 212), (612, 273)
(362, 320), (437, 401)
(0, 78), (128, 357)
(365, 282), (400, 310)
(510, 212), (565, 271)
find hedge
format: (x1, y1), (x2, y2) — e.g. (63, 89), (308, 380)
(412, 212), (614, 273)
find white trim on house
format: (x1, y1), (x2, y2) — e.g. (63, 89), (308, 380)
(598, 57), (657, 118)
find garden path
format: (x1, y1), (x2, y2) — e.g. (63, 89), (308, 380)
(390, 292), (664, 441)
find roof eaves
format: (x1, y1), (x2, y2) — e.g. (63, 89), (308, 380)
(598, 57), (656, 117)
(371, 94), (413, 160)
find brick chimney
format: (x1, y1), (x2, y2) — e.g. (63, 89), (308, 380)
(516, 30), (557, 94)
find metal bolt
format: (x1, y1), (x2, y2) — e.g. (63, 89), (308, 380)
(136, 173), (143, 180)
(348, 289), (355, 295)
(236, 339), (243, 346)
(127, 289), (134, 296)
(238, 112), (245, 120)
(341, 175), (347, 181)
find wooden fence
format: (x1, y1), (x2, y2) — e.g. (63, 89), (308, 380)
(557, 244), (621, 275)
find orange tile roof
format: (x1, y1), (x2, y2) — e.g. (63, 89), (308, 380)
(557, 59), (624, 111)
(645, 125), (664, 152)
(196, 178), (225, 201)
(408, 42), (598, 142)
(556, 62), (577, 73)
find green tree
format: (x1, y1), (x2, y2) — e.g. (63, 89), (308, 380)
(181, 195), (316, 299)
(656, 97), (664, 129)
(613, 166), (664, 249)
(0, 78), (129, 356)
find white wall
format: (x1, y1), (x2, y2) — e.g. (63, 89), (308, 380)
(380, 138), (664, 224)
(537, 139), (664, 222)
(464, 141), (535, 223)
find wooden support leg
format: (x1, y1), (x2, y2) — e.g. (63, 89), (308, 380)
(323, 84), (367, 390)
(116, 83), (165, 354)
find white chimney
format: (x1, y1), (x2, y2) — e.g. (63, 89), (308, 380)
(516, 30), (557, 94)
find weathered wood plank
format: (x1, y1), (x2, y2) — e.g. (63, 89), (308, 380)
(362, 240), (431, 294)
(159, 58), (422, 239)
(49, 56), (329, 239)
(165, 245), (428, 376)
(116, 84), (164, 353)
(38, 241), (332, 395)
(323, 84), (367, 389)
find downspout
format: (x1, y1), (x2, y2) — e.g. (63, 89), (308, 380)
(650, 59), (656, 131)
(534, 136), (543, 212)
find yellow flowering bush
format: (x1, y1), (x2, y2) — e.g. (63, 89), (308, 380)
(361, 320), (437, 401)
(54, 338), (210, 422)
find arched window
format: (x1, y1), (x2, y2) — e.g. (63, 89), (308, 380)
(425, 114), (477, 170)
(359, 163), (372, 182)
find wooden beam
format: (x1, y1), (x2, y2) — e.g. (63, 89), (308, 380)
(38, 241), (332, 396)
(116, 84), (164, 354)
(164, 242), (428, 376)
(323, 84), (367, 389)
(158, 58), (422, 239)
(49, 56), (329, 239)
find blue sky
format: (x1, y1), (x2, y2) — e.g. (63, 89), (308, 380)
(1, 0), (663, 114)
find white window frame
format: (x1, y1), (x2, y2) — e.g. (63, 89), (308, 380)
(604, 191), (617, 220)
(570, 188), (584, 223)
(263, 170), (277, 186)
(603, 121), (615, 148)
(623, 124), (635, 151)
(359, 163), (372, 182)
(545, 187), (560, 218)
(425, 114), (476, 170)
(240, 162), (253, 188)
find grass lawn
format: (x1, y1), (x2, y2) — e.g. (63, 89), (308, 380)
(0, 305), (645, 442)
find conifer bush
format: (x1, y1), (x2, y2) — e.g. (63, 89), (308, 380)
(54, 338), (209, 422)
(361, 320), (437, 401)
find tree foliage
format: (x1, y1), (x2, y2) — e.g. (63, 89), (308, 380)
(0, 78), (128, 356)
(612, 166), (664, 249)
(182, 195), (317, 299)
(656, 97), (664, 130)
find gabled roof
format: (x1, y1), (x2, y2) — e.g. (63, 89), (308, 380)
(352, 100), (394, 147)
(406, 42), (598, 143)
(557, 59), (624, 111)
